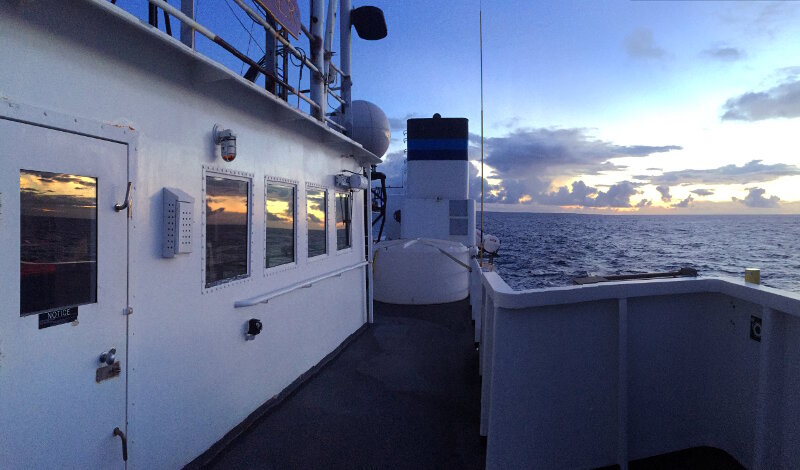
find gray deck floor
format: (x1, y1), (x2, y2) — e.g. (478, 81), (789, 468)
(206, 300), (486, 469)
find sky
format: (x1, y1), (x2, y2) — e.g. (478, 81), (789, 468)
(137, 0), (800, 214)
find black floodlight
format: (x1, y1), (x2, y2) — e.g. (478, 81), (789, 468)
(350, 6), (387, 40)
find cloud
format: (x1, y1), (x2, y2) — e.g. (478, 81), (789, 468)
(624, 28), (666, 59)
(691, 188), (715, 196)
(672, 195), (694, 208)
(376, 150), (406, 187)
(636, 199), (652, 208)
(702, 46), (745, 61)
(648, 160), (800, 186)
(538, 180), (641, 208)
(376, 126), (681, 208)
(387, 113), (422, 132)
(721, 79), (800, 121)
(481, 127), (679, 205)
(484, 127), (679, 180)
(656, 185), (672, 202)
(733, 187), (780, 208)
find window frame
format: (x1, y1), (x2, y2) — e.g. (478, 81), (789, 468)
(335, 190), (354, 253)
(264, 176), (298, 275)
(305, 183), (329, 261)
(202, 167), (254, 292)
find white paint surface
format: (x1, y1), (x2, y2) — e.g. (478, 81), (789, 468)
(0, 1), (372, 467)
(477, 274), (800, 469)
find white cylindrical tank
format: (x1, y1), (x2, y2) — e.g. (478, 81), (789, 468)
(373, 238), (470, 305)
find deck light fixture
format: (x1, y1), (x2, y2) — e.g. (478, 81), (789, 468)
(213, 124), (237, 162)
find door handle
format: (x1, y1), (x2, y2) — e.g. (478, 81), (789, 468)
(113, 427), (128, 462)
(114, 182), (132, 212)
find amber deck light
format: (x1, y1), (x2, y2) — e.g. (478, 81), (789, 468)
(745, 268), (761, 285)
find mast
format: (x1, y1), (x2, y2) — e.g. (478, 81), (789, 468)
(479, 2), (485, 263)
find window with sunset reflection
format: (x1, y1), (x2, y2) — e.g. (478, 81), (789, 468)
(306, 188), (327, 257)
(335, 191), (352, 250)
(266, 182), (295, 268)
(19, 170), (97, 315)
(205, 175), (249, 287)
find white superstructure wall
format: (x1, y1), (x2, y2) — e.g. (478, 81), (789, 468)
(0, 1), (373, 468)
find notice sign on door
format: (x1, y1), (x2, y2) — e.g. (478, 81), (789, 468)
(38, 307), (78, 329)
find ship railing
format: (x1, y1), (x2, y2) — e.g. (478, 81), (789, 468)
(472, 266), (800, 469)
(116, 0), (352, 134)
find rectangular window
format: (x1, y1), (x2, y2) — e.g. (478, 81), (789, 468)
(335, 191), (352, 250)
(266, 181), (295, 268)
(20, 170), (97, 316)
(306, 187), (327, 258)
(205, 175), (250, 287)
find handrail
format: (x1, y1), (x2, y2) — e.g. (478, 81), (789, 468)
(147, 0), (320, 112)
(234, 261), (368, 308)
(481, 271), (800, 316)
(230, 0), (321, 77)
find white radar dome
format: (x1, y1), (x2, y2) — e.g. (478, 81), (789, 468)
(337, 100), (391, 157)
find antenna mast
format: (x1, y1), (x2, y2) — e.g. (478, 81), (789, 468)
(479, 1), (485, 263)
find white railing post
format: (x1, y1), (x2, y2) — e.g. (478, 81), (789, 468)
(752, 306), (777, 470)
(618, 298), (629, 470)
(309, 0), (325, 121)
(180, 0), (194, 48)
(339, 0), (352, 135)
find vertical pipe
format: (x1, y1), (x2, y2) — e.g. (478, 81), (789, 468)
(264, 17), (277, 95)
(323, 0), (338, 79)
(310, 0), (326, 120)
(339, 0), (353, 135)
(180, 0), (194, 48)
(366, 166), (374, 323)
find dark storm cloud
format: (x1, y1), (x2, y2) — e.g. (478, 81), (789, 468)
(733, 187), (780, 208)
(648, 160), (800, 186)
(691, 188), (715, 196)
(655, 185), (672, 202)
(721, 79), (800, 121)
(672, 195), (694, 208)
(483, 127), (680, 178)
(624, 28), (666, 59)
(538, 180), (641, 208)
(377, 126), (681, 208)
(702, 46), (745, 61)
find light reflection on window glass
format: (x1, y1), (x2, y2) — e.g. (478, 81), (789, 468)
(206, 175), (249, 287)
(307, 188), (327, 257)
(266, 182), (295, 268)
(335, 192), (352, 250)
(20, 170), (97, 316)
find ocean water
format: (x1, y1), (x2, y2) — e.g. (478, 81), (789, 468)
(480, 212), (800, 293)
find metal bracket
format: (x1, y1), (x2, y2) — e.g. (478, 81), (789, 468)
(96, 361), (121, 383)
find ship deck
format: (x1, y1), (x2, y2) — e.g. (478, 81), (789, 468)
(196, 300), (744, 469)
(202, 300), (486, 469)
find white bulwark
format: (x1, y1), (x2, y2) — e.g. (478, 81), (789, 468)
(0, 0), (380, 467)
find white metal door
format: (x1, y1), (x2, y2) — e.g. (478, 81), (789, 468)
(0, 119), (129, 468)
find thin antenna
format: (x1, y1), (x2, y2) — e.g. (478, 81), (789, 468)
(479, 1), (485, 264)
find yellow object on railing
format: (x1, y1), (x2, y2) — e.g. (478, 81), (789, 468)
(745, 268), (761, 285)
